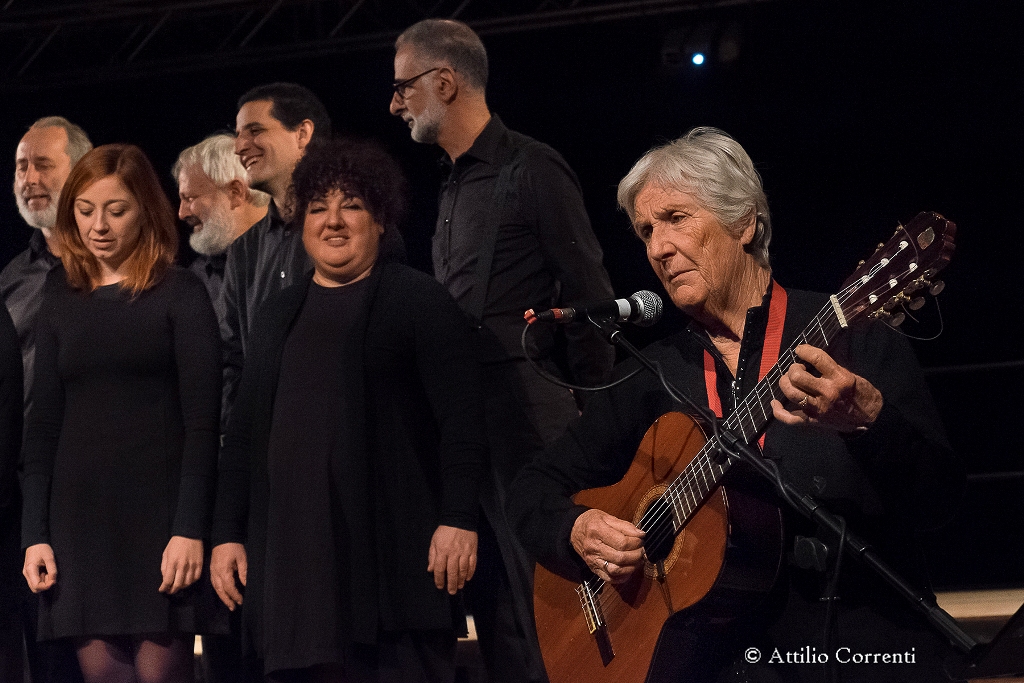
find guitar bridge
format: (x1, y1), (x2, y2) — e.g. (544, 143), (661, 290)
(576, 580), (605, 634)
(576, 580), (615, 666)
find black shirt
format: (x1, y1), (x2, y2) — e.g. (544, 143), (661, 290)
(0, 304), (21, 512)
(0, 230), (61, 414)
(218, 202), (312, 428)
(189, 251), (227, 324)
(434, 115), (615, 385)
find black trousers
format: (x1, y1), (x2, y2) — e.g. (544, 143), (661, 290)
(471, 360), (579, 683)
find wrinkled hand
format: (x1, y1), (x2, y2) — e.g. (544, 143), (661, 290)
(428, 525), (477, 595)
(210, 542), (247, 610)
(771, 344), (883, 432)
(23, 543), (57, 593)
(159, 536), (203, 595)
(570, 509), (645, 583)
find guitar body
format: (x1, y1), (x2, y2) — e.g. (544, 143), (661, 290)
(533, 411), (784, 683)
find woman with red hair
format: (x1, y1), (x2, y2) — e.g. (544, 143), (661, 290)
(21, 144), (222, 683)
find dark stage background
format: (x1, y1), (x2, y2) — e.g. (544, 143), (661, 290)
(1, 0), (1021, 591)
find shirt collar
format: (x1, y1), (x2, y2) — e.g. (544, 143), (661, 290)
(438, 113), (509, 170)
(685, 279), (775, 354)
(266, 200), (287, 231)
(28, 229), (59, 264)
(203, 252), (227, 272)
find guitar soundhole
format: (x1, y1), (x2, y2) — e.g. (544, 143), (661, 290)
(641, 496), (676, 565)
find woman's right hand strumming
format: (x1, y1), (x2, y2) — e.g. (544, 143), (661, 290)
(23, 543), (57, 593)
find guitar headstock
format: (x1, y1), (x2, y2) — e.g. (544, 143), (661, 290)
(838, 211), (956, 326)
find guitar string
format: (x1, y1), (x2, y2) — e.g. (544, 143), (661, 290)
(605, 262), (897, 545)
(632, 293), (850, 538)
(591, 303), (847, 604)
(587, 256), (918, 612)
(587, 308), (854, 622)
(585, 224), (929, 602)
(625, 271), (899, 564)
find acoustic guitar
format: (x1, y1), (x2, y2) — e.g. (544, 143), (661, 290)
(532, 211), (957, 683)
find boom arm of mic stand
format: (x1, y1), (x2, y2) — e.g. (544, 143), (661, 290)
(589, 318), (979, 656)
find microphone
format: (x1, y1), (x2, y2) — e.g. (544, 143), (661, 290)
(525, 290), (663, 328)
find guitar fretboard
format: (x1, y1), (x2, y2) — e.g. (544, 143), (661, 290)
(650, 298), (848, 535)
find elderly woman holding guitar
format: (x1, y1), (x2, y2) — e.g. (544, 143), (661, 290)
(509, 127), (964, 683)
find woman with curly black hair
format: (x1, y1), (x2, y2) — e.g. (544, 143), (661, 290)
(211, 138), (486, 683)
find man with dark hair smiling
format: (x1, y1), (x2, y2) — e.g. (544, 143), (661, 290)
(219, 82), (331, 428)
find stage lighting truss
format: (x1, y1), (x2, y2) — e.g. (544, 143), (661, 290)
(0, 0), (777, 90)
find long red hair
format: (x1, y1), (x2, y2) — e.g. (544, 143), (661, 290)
(54, 144), (178, 294)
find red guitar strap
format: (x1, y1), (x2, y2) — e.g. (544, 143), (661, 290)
(703, 281), (788, 449)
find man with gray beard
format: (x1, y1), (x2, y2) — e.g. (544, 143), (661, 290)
(174, 134), (268, 323)
(1, 115), (90, 683)
(389, 19), (616, 683)
(2, 117), (91, 412)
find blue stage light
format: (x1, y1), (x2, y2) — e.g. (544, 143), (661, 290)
(692, 53), (705, 65)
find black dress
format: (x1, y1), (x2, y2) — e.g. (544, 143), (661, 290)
(21, 266), (222, 640)
(213, 262), (487, 676)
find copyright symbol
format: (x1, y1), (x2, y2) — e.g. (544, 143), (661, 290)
(744, 647), (761, 664)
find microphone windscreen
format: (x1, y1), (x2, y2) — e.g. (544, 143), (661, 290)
(631, 290), (663, 327)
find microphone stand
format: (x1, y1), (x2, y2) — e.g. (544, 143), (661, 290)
(587, 317), (980, 659)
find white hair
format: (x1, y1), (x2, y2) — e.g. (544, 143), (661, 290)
(172, 134), (270, 207)
(617, 127), (772, 268)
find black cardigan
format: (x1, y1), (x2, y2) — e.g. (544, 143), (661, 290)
(212, 261), (487, 655)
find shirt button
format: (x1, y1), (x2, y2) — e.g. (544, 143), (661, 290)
(280, 271), (286, 278)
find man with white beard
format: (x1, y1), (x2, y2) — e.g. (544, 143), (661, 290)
(173, 133), (267, 683)
(174, 134), (268, 321)
(1, 115), (91, 683)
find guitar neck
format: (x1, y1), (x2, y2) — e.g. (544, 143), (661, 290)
(725, 295), (848, 443)
(658, 297), (848, 533)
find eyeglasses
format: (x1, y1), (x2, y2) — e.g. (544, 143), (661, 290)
(392, 67), (439, 100)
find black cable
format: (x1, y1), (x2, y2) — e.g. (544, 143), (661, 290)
(519, 322), (643, 392)
(887, 296), (945, 342)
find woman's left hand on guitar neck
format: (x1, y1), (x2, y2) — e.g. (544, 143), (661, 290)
(771, 344), (883, 433)
(571, 509), (645, 583)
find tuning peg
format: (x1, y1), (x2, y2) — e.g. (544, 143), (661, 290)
(928, 280), (945, 296)
(871, 309), (906, 326)
(908, 297), (926, 311)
